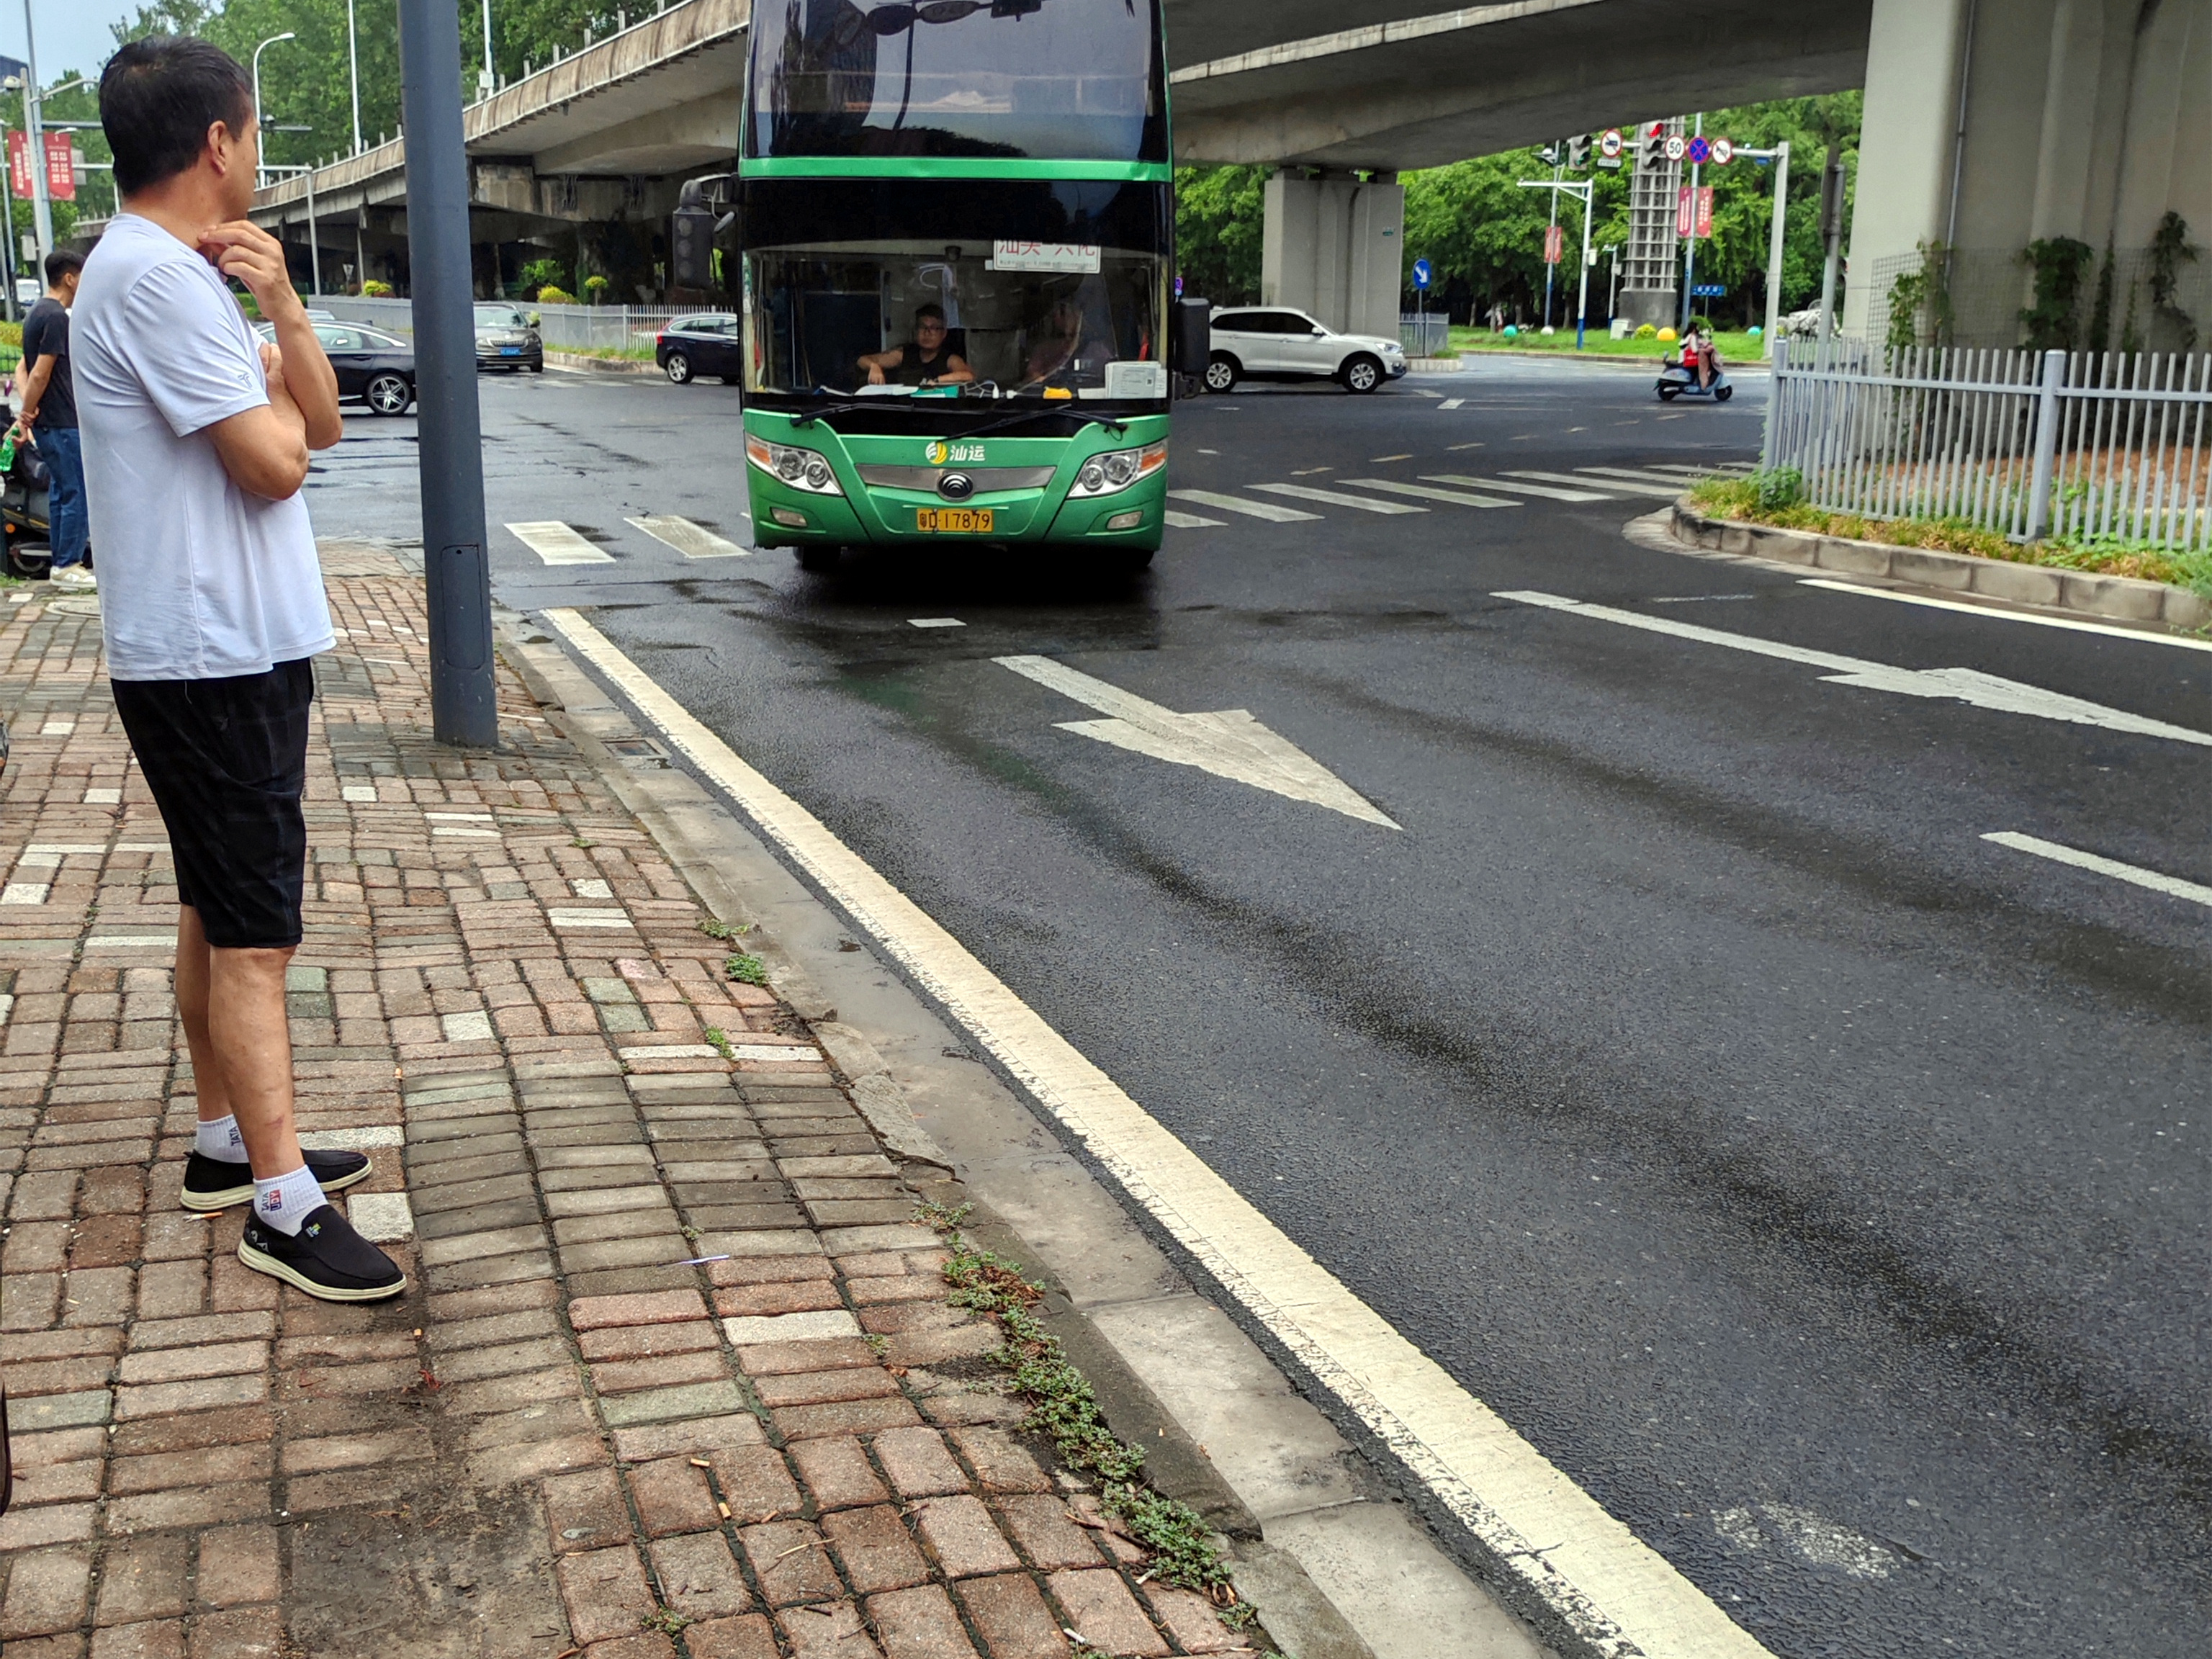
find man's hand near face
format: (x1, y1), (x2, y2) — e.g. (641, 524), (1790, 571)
(199, 220), (341, 451)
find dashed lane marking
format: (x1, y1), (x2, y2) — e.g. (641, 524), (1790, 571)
(1370, 454), (1414, 462)
(626, 514), (749, 558)
(1343, 478), (1519, 509)
(1168, 489), (1322, 523)
(537, 603), (1776, 1659)
(506, 521), (615, 565)
(1496, 589), (2212, 747)
(1503, 470), (1681, 497)
(1163, 510), (1228, 529)
(1430, 474), (1618, 503)
(1799, 579), (2212, 654)
(1251, 482), (1426, 515)
(1983, 832), (2212, 908)
(908, 618), (966, 629)
(1439, 397), (1465, 409)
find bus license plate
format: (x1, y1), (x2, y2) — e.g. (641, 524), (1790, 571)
(917, 508), (992, 534)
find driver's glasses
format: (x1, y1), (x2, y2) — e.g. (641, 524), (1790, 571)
(916, 320), (946, 336)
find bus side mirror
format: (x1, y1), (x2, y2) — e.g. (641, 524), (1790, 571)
(1171, 297), (1209, 377)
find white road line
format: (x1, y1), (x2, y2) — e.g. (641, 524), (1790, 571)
(506, 521), (615, 565)
(1251, 482), (1427, 515)
(1800, 579), (2212, 654)
(1439, 397), (1465, 409)
(536, 605), (1772, 1659)
(626, 514), (749, 558)
(1431, 473), (1617, 503)
(908, 617), (966, 629)
(1168, 489), (1322, 523)
(1573, 467), (1707, 488)
(1983, 832), (2212, 907)
(994, 654), (1398, 827)
(1496, 589), (2212, 747)
(1503, 470), (1682, 497)
(1163, 509), (1227, 529)
(1342, 477), (1519, 509)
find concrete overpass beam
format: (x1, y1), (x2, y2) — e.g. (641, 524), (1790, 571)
(1262, 171), (1405, 338)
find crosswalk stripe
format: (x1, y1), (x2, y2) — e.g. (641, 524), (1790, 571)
(1439, 397), (1465, 410)
(506, 521), (615, 565)
(1251, 482), (1426, 515)
(1502, 470), (1681, 497)
(1634, 462), (1747, 480)
(626, 514), (749, 558)
(1573, 467), (1707, 488)
(1169, 489), (1323, 523)
(1164, 509), (1228, 529)
(1344, 478), (1519, 509)
(1426, 474), (1617, 503)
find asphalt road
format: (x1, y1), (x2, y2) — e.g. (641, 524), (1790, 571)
(311, 359), (2212, 1659)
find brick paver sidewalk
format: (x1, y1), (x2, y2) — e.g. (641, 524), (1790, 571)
(0, 556), (1253, 1659)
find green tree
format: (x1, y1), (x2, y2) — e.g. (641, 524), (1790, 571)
(1174, 163), (1266, 306)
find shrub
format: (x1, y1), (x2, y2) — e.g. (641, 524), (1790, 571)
(518, 256), (565, 293)
(583, 274), (610, 302)
(361, 279), (394, 297)
(1752, 467), (1804, 511)
(536, 285), (576, 305)
(1634, 323), (1657, 339)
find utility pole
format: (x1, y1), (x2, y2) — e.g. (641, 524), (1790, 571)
(1817, 145), (1845, 362)
(397, 0), (497, 746)
(1543, 149), (1561, 329)
(347, 0), (364, 153)
(1678, 113), (1701, 333)
(19, 4), (53, 267)
(1732, 141), (1791, 345)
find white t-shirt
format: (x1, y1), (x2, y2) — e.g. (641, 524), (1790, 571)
(73, 213), (333, 680)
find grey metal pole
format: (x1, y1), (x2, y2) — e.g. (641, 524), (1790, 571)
(1763, 140), (1789, 344)
(347, 0), (364, 154)
(398, 0), (498, 747)
(21, 7), (53, 264)
(305, 166), (320, 297)
(2023, 348), (2065, 541)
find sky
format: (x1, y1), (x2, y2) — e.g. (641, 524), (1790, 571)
(1, 0), (140, 87)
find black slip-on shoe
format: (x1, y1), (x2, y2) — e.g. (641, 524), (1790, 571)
(181, 1148), (372, 1213)
(238, 1204), (407, 1302)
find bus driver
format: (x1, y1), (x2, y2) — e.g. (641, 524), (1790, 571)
(859, 304), (974, 387)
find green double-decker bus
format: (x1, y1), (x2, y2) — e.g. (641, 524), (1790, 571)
(732, 0), (1184, 569)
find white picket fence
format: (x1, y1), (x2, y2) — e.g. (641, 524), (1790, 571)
(315, 296), (692, 354)
(1765, 339), (2212, 549)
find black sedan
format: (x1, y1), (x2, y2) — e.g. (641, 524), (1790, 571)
(257, 322), (416, 415)
(475, 304), (545, 373)
(656, 313), (741, 385)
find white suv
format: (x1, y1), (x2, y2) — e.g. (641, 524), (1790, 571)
(1203, 307), (1409, 394)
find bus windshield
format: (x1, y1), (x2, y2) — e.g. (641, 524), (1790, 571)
(748, 0), (1165, 161)
(740, 178), (1168, 406)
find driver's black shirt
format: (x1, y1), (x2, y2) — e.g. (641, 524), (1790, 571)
(884, 341), (953, 385)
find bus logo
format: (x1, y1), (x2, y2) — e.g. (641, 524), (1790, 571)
(927, 441), (984, 465)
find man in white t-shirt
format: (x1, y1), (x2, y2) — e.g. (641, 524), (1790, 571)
(78, 35), (402, 1302)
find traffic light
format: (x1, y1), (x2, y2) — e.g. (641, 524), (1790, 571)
(671, 179), (718, 290)
(1537, 140), (1562, 166)
(1641, 122), (1670, 170)
(1818, 150), (1848, 241)
(1567, 134), (1591, 169)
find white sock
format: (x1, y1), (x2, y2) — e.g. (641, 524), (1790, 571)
(196, 1115), (246, 1163)
(252, 1166), (326, 1236)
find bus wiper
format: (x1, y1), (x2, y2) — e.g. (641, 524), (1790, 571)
(789, 398), (878, 428)
(953, 407), (1126, 441)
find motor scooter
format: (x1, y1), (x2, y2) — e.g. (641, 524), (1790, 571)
(1655, 354), (1733, 403)
(0, 403), (51, 578)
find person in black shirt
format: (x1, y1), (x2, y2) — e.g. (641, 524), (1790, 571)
(858, 304), (974, 387)
(18, 248), (89, 590)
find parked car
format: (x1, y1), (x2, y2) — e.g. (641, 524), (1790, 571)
(256, 322), (416, 415)
(1203, 307), (1408, 394)
(656, 313), (742, 385)
(475, 304), (545, 372)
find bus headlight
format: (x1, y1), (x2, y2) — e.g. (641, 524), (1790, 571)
(746, 434), (844, 496)
(1069, 440), (1166, 499)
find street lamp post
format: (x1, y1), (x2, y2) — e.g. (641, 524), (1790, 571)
(19, 0), (53, 267)
(251, 32), (296, 187)
(481, 0), (495, 97)
(347, 0), (364, 153)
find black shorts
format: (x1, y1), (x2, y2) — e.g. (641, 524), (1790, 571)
(111, 659), (314, 950)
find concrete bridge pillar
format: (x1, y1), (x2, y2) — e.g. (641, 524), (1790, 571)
(1261, 171), (1406, 338)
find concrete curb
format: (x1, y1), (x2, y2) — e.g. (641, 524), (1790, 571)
(1670, 498), (2212, 632)
(1416, 346), (1771, 375)
(544, 349), (662, 376)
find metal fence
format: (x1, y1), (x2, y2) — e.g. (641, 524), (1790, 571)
(1867, 246), (2212, 353)
(1401, 312), (1452, 356)
(1764, 338), (2212, 549)
(315, 296), (695, 354)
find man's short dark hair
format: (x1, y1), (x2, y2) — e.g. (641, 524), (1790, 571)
(100, 36), (254, 197)
(914, 304), (945, 323)
(44, 248), (84, 285)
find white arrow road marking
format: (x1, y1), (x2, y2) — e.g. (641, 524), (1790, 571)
(1341, 478), (1521, 509)
(1984, 832), (2212, 907)
(1251, 482), (1427, 515)
(1799, 579), (2212, 655)
(993, 654), (1401, 829)
(1426, 473), (1615, 503)
(506, 521), (615, 564)
(1169, 488), (1321, 523)
(626, 514), (749, 558)
(1163, 508), (1227, 529)
(1497, 590), (2212, 747)
(1504, 470), (1681, 497)
(538, 603), (1775, 1659)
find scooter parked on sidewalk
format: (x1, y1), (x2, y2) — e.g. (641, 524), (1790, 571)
(0, 415), (52, 579)
(1656, 355), (1733, 403)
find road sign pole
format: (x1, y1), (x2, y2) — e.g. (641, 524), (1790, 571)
(397, 0), (498, 747)
(1678, 114), (1701, 332)
(1762, 140), (1789, 345)
(1575, 181), (1592, 349)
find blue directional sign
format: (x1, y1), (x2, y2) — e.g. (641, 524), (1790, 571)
(1411, 258), (1432, 290)
(1691, 284), (1727, 297)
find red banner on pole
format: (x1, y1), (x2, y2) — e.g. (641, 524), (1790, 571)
(1676, 184), (1692, 238)
(44, 131), (75, 202)
(1543, 223), (1563, 266)
(6, 130), (30, 201)
(1694, 185), (1714, 240)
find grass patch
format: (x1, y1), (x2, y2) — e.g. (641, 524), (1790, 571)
(917, 1201), (1247, 1610)
(1686, 472), (2212, 597)
(1450, 325), (1766, 363)
(552, 344), (657, 361)
(724, 952), (769, 986)
(701, 1026), (737, 1061)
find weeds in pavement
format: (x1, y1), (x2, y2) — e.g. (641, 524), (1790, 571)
(638, 1608), (692, 1635)
(918, 1205), (1246, 1610)
(724, 953), (770, 986)
(702, 1027), (737, 1061)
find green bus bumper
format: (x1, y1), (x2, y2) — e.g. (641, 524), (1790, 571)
(742, 410), (1169, 554)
